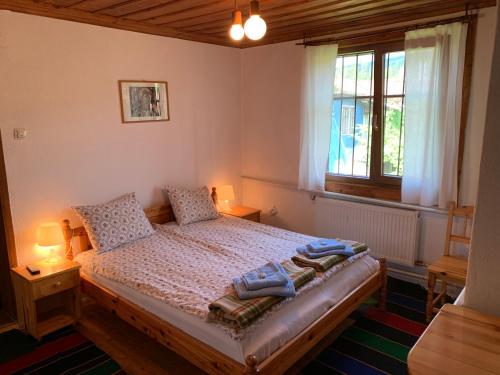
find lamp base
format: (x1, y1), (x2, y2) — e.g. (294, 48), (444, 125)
(219, 200), (232, 212)
(45, 248), (62, 264)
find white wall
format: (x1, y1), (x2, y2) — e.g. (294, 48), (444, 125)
(0, 11), (242, 265)
(242, 7), (497, 266)
(464, 4), (500, 316)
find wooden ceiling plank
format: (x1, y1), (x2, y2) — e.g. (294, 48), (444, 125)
(72, 0), (132, 12)
(0, 0), (230, 45)
(99, 0), (175, 16)
(268, 0), (488, 34)
(150, 0), (308, 26)
(246, 0), (495, 45)
(209, 0), (489, 36)
(1, 0), (496, 48)
(90, 0), (140, 13)
(176, 0), (363, 31)
(123, 0), (229, 21)
(187, 0), (430, 33)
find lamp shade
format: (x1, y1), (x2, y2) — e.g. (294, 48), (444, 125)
(37, 222), (64, 247)
(218, 185), (235, 202)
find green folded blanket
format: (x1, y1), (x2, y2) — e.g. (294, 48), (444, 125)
(292, 241), (368, 272)
(208, 260), (316, 329)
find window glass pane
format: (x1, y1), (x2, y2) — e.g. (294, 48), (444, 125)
(384, 51), (405, 96)
(383, 97), (405, 176)
(353, 98), (373, 177)
(329, 51), (374, 177)
(334, 57), (343, 95)
(356, 54), (373, 97)
(338, 98), (355, 176)
(382, 50), (405, 177)
(329, 99), (342, 174)
(342, 55), (357, 96)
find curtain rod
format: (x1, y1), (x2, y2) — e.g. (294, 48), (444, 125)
(296, 13), (475, 47)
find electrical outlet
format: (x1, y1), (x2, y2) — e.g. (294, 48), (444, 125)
(13, 128), (27, 140)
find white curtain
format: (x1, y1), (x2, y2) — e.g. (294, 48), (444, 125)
(402, 22), (467, 208)
(298, 44), (338, 191)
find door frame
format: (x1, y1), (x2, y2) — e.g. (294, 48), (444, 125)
(0, 131), (17, 319)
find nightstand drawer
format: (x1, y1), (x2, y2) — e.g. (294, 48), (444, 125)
(32, 271), (79, 300)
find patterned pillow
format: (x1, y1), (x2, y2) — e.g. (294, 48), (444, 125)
(73, 193), (155, 253)
(166, 186), (220, 226)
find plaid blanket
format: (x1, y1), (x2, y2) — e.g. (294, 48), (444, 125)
(292, 241), (368, 272)
(208, 261), (316, 328)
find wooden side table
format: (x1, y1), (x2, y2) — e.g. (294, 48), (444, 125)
(11, 259), (81, 339)
(221, 206), (261, 223)
(408, 303), (500, 374)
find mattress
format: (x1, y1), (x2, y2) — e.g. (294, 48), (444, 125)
(75, 217), (379, 364)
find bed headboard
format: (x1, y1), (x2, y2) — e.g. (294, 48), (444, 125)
(62, 187), (219, 259)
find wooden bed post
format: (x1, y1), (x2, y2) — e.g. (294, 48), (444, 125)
(244, 355), (259, 374)
(62, 219), (73, 260)
(211, 186), (218, 205)
(378, 257), (387, 311)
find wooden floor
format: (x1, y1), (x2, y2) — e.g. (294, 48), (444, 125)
(76, 298), (352, 375)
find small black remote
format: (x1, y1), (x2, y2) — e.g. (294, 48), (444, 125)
(26, 265), (40, 275)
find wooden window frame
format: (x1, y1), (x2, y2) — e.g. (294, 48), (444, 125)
(326, 18), (475, 203)
(327, 41), (405, 201)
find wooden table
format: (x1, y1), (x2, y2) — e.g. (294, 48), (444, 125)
(408, 303), (500, 375)
(221, 206), (261, 223)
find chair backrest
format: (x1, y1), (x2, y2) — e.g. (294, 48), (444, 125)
(444, 201), (475, 256)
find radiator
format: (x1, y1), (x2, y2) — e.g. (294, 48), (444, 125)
(314, 197), (420, 266)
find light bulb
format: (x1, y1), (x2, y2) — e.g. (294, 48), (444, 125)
(244, 15), (267, 40)
(230, 24), (245, 41)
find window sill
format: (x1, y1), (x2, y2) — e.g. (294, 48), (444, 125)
(325, 180), (401, 201)
(319, 183), (446, 215)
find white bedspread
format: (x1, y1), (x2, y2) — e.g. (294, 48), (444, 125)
(76, 216), (378, 343)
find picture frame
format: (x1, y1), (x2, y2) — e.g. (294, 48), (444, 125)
(119, 80), (170, 123)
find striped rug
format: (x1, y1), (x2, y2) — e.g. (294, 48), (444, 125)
(0, 326), (126, 375)
(302, 277), (429, 375)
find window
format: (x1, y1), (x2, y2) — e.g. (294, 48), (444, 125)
(327, 42), (406, 199)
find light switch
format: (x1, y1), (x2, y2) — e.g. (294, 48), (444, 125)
(13, 128), (27, 140)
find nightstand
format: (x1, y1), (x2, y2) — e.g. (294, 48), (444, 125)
(11, 259), (81, 339)
(222, 205), (261, 223)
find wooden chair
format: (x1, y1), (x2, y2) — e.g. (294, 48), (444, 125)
(426, 202), (474, 322)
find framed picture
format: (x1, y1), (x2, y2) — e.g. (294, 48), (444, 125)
(119, 80), (170, 123)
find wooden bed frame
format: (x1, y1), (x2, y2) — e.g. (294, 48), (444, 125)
(62, 199), (387, 375)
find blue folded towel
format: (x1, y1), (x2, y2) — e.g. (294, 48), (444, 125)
(296, 245), (355, 259)
(241, 262), (289, 291)
(306, 239), (346, 253)
(233, 275), (296, 299)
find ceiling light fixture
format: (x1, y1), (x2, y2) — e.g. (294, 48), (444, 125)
(244, 0), (267, 41)
(229, 7), (244, 41)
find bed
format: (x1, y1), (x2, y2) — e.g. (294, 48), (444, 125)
(63, 204), (387, 375)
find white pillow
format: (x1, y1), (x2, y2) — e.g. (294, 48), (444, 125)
(166, 186), (220, 226)
(73, 193), (154, 253)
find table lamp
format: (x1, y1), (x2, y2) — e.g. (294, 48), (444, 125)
(218, 185), (235, 212)
(37, 222), (65, 264)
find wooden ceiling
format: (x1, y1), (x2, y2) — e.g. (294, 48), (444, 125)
(0, 0), (496, 48)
